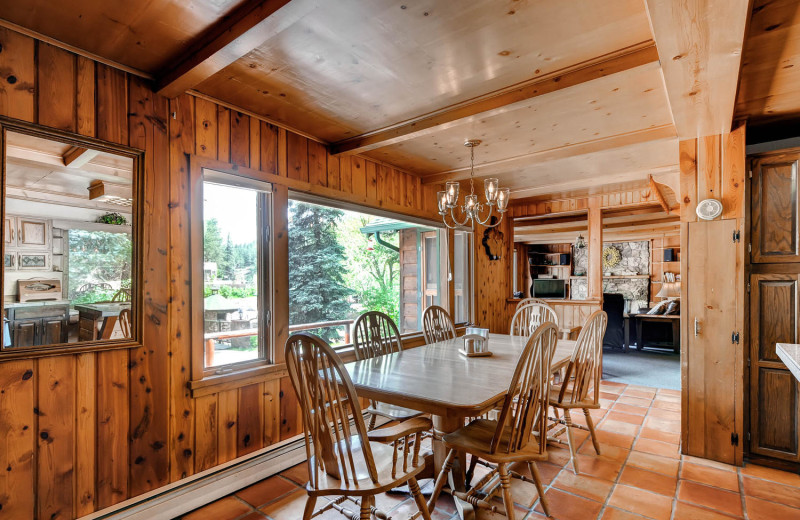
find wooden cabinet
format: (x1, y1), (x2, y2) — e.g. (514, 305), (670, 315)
(749, 273), (800, 461)
(4, 215), (49, 250)
(751, 154), (800, 263)
(6, 305), (68, 347)
(16, 216), (48, 249)
(4, 217), (16, 247)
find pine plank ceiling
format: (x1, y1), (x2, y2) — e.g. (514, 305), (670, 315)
(0, 0), (790, 199)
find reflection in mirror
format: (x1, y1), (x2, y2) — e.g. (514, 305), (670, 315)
(3, 131), (135, 350)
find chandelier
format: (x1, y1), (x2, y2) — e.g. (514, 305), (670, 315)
(437, 140), (509, 229)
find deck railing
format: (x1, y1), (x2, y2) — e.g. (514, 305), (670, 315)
(204, 319), (355, 367)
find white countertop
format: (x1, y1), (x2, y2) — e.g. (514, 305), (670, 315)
(776, 343), (800, 382)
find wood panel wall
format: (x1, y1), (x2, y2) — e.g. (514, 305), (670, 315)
(0, 26), (441, 519)
(678, 122), (746, 465)
(508, 185), (663, 219)
(473, 217), (514, 333)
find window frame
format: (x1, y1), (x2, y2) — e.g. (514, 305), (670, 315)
(452, 228), (474, 325)
(286, 192), (460, 345)
(0, 117), (145, 360)
(190, 161), (274, 383)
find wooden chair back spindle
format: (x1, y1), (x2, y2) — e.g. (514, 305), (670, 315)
(353, 311), (403, 360)
(492, 322), (558, 456)
(422, 305), (456, 344)
(509, 302), (558, 337)
(285, 333), (378, 490)
(558, 310), (608, 406)
(118, 308), (131, 338)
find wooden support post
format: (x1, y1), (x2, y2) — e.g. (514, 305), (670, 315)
(588, 199), (603, 300)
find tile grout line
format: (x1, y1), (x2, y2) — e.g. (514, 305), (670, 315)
(596, 384), (657, 520)
(738, 466), (749, 520)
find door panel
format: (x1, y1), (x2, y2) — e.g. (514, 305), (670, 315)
(17, 217), (48, 249)
(757, 368), (799, 458)
(42, 318), (64, 345)
(750, 273), (800, 461)
(4, 216), (16, 246)
(756, 279), (797, 362)
(13, 319), (37, 347)
(686, 219), (738, 464)
(752, 158), (800, 263)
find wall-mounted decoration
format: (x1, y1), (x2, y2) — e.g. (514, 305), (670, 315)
(4, 253), (15, 270)
(481, 216), (505, 260)
(602, 246), (622, 270)
(18, 252), (50, 270)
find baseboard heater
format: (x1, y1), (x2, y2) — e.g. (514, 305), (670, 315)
(79, 412), (386, 520)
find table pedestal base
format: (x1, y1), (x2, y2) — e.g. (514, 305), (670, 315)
(433, 415), (474, 520)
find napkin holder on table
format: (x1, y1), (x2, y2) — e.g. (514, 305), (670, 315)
(459, 331), (492, 357)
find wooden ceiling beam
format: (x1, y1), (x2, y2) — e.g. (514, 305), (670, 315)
(515, 215), (679, 236)
(644, 0), (751, 139)
(63, 147), (100, 169)
(330, 41), (660, 155)
(602, 205), (665, 218)
(156, 0), (295, 98)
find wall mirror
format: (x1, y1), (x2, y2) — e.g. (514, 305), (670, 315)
(1, 122), (142, 356)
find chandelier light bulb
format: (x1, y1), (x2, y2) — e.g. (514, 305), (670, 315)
(485, 178), (499, 203)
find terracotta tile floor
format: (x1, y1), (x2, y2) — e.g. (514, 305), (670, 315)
(178, 381), (800, 520)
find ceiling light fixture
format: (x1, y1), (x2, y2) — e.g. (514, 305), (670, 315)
(437, 140), (509, 229)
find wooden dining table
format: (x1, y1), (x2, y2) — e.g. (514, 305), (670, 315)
(343, 332), (576, 519)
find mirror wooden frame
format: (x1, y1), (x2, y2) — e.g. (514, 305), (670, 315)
(0, 117), (144, 359)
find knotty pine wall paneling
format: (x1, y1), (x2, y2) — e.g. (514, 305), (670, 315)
(473, 216), (514, 333)
(0, 26), (441, 519)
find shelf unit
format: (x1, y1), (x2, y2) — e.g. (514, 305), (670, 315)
(525, 246), (572, 298)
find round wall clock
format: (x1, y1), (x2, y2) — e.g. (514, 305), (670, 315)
(696, 198), (723, 220)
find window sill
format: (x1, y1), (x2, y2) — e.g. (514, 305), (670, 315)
(189, 363), (288, 398)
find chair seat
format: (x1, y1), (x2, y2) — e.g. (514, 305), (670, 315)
(548, 385), (600, 409)
(368, 402), (425, 421)
(308, 435), (425, 497)
(442, 418), (547, 464)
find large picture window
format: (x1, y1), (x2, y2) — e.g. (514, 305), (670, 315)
(287, 198), (457, 346)
(195, 169), (272, 373)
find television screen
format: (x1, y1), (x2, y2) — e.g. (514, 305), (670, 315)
(532, 279), (567, 299)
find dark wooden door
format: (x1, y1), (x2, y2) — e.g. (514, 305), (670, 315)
(750, 273), (800, 461)
(751, 156), (800, 263)
(685, 219), (739, 464)
(12, 319), (37, 347)
(42, 318), (64, 345)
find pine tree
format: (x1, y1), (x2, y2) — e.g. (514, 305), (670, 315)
(220, 234), (235, 280)
(203, 218), (224, 266)
(288, 201), (353, 342)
